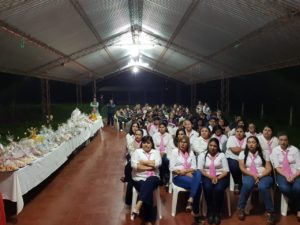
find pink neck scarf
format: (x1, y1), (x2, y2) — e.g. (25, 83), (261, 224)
(159, 134), (165, 152)
(281, 149), (293, 178)
(267, 139), (273, 154)
(145, 152), (154, 177)
(208, 154), (217, 177)
(249, 152), (259, 176)
(135, 140), (141, 147)
(236, 137), (245, 148)
(216, 135), (222, 142)
(181, 151), (191, 169)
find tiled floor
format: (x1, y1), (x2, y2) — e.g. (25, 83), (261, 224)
(5, 126), (300, 225)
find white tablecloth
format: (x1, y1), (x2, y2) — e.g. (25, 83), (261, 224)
(0, 118), (103, 214)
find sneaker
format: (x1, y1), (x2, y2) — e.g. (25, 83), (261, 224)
(186, 201), (193, 212)
(266, 213), (275, 225)
(214, 215), (221, 225)
(194, 216), (204, 225)
(238, 208), (246, 221)
(234, 184), (240, 195)
(207, 214), (214, 224)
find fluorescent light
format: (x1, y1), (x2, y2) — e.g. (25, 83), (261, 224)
(132, 67), (139, 73)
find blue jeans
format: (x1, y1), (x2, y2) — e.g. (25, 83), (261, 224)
(227, 158), (242, 187)
(173, 170), (202, 214)
(133, 176), (160, 222)
(202, 175), (229, 215)
(277, 174), (300, 211)
(238, 175), (274, 213)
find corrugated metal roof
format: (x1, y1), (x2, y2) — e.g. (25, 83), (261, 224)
(0, 0), (299, 84)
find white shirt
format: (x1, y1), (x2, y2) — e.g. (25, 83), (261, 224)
(192, 136), (209, 154)
(152, 132), (175, 159)
(186, 129), (199, 151)
(245, 132), (261, 138)
(270, 145), (300, 175)
(148, 124), (158, 137)
(126, 133), (135, 146)
(198, 152), (229, 176)
(169, 148), (197, 172)
(227, 128), (236, 137)
(211, 134), (228, 152)
(127, 140), (141, 156)
(131, 148), (162, 181)
(239, 151), (270, 176)
(258, 135), (279, 157)
(226, 136), (247, 160)
(126, 131), (147, 147)
(167, 125), (178, 137)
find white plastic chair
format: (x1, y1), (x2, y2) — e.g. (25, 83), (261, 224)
(171, 182), (189, 216)
(201, 187), (232, 217)
(131, 186), (162, 221)
(272, 168), (289, 216)
(229, 173), (235, 191)
(280, 194), (288, 216)
(245, 187), (275, 215)
(113, 115), (119, 130)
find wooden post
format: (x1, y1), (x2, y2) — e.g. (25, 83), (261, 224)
(79, 85), (82, 104)
(289, 106), (293, 126)
(76, 84), (79, 106)
(93, 80), (97, 97)
(241, 102), (245, 116)
(260, 103), (264, 120)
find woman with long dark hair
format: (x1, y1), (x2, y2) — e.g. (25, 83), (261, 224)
(238, 136), (275, 224)
(173, 128), (186, 148)
(198, 138), (229, 225)
(192, 126), (211, 155)
(153, 121), (175, 184)
(131, 136), (162, 224)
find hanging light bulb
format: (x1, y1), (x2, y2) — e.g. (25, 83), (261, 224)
(132, 66), (139, 73)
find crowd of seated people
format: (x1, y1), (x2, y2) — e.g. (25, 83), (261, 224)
(117, 102), (300, 225)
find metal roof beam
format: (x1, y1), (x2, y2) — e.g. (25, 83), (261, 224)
(0, 19), (101, 78)
(29, 29), (130, 74)
(69, 0), (119, 68)
(142, 28), (234, 74)
(172, 11), (300, 77)
(153, 0), (200, 70)
(128, 0), (143, 43)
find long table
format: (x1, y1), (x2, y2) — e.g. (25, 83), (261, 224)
(0, 118), (103, 214)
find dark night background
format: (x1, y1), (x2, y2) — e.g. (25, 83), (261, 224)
(0, 65), (299, 126)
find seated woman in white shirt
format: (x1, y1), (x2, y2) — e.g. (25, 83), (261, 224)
(170, 135), (203, 225)
(184, 119), (199, 148)
(238, 136), (275, 224)
(153, 121), (175, 185)
(212, 125), (228, 152)
(198, 138), (229, 225)
(148, 116), (160, 136)
(226, 126), (247, 193)
(245, 122), (260, 138)
(271, 132), (300, 221)
(126, 122), (140, 146)
(173, 128), (186, 148)
(258, 125), (279, 157)
(122, 129), (144, 205)
(228, 120), (245, 137)
(192, 126), (211, 156)
(131, 136), (162, 223)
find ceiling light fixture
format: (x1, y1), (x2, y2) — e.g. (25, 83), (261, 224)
(132, 66), (139, 73)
